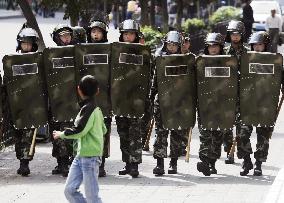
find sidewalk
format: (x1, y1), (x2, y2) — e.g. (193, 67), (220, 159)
(0, 9), (23, 19)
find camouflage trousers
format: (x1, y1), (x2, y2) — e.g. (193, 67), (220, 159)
(115, 116), (142, 164)
(198, 127), (223, 163)
(51, 122), (74, 160)
(15, 128), (36, 160)
(153, 98), (182, 159)
(236, 125), (273, 162)
(222, 129), (234, 153)
(141, 99), (153, 147)
(103, 117), (112, 158)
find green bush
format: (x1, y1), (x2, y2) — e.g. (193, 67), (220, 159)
(182, 18), (206, 35)
(141, 26), (164, 49)
(209, 6), (241, 26)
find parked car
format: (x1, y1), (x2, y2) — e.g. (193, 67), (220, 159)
(250, 0), (283, 31)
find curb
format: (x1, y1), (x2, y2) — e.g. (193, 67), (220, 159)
(0, 14), (23, 20)
(265, 165), (284, 203)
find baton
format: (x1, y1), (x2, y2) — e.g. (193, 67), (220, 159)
(185, 127), (192, 163)
(144, 119), (154, 149)
(28, 128), (37, 156)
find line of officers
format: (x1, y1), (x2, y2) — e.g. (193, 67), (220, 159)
(6, 18), (283, 179)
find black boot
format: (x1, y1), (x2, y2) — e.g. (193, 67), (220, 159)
(209, 160), (217, 174)
(129, 163), (139, 178)
(153, 158), (165, 176)
(17, 159), (30, 176)
(253, 160), (262, 176)
(52, 158), (62, 175)
(61, 158), (69, 177)
(225, 152), (235, 164)
(142, 145), (150, 152)
(99, 157), (106, 177)
(168, 158), (178, 174)
(240, 155), (253, 176)
(197, 160), (211, 176)
(119, 162), (130, 175)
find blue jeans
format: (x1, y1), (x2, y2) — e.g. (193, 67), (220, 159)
(64, 156), (102, 203)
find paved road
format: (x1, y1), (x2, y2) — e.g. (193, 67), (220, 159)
(1, 12), (284, 203)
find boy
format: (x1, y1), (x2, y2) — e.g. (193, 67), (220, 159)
(197, 33), (226, 176)
(53, 75), (106, 203)
(86, 18), (111, 177)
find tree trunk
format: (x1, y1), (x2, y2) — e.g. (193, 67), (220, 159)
(70, 15), (79, 27)
(140, 0), (149, 26)
(150, 0), (155, 27)
(17, 0), (45, 51)
(196, 0), (200, 19)
(161, 0), (168, 32)
(176, 0), (183, 30)
(104, 0), (108, 13)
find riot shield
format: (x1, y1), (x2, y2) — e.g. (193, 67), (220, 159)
(111, 42), (151, 117)
(75, 43), (111, 117)
(196, 55), (238, 130)
(2, 52), (48, 129)
(155, 54), (196, 130)
(240, 52), (283, 127)
(43, 46), (78, 122)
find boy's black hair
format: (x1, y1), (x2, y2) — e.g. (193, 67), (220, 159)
(79, 75), (99, 97)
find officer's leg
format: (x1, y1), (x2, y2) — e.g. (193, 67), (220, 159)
(99, 117), (112, 177)
(128, 117), (142, 178)
(253, 127), (273, 176)
(236, 124), (253, 176)
(223, 129), (234, 164)
(116, 116), (130, 175)
(209, 130), (223, 174)
(51, 122), (70, 177)
(141, 104), (152, 151)
(168, 129), (183, 174)
(15, 129), (35, 176)
(153, 100), (168, 176)
(197, 127), (213, 176)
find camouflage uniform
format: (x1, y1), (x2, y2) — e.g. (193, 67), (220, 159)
(116, 19), (144, 178)
(224, 44), (249, 161)
(151, 31), (186, 176)
(9, 27), (40, 176)
(141, 95), (153, 151)
(197, 33), (229, 176)
(116, 116), (142, 163)
(50, 24), (76, 176)
(236, 126), (273, 162)
(236, 31), (278, 176)
(86, 19), (110, 177)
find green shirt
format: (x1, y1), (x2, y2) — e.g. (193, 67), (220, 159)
(60, 104), (107, 157)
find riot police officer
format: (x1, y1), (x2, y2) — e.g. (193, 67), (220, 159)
(223, 20), (249, 164)
(50, 24), (75, 177)
(116, 19), (143, 178)
(86, 18), (111, 177)
(13, 27), (39, 176)
(237, 31), (274, 176)
(197, 33), (226, 176)
(151, 31), (185, 176)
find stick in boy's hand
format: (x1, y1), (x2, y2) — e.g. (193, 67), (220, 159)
(53, 131), (61, 140)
